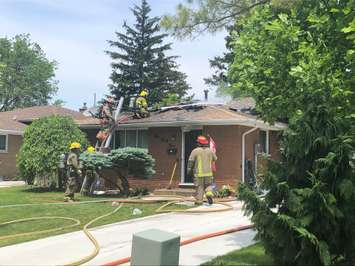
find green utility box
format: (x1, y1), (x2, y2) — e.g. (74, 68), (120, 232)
(131, 229), (180, 266)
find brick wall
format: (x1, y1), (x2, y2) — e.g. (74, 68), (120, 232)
(203, 125), (242, 188)
(129, 127), (182, 190)
(0, 135), (23, 179)
(269, 130), (281, 160)
(127, 125), (282, 191)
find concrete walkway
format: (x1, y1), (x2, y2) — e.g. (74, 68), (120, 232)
(0, 201), (255, 266)
(0, 181), (26, 188)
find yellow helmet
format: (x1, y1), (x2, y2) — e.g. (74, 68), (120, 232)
(87, 146), (95, 153)
(140, 89), (148, 97)
(69, 142), (81, 150)
(205, 191), (214, 198)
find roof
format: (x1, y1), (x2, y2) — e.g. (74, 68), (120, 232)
(0, 100), (286, 135)
(227, 97), (256, 111)
(117, 104), (286, 131)
(0, 106), (100, 135)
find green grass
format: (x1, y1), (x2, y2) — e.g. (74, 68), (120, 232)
(0, 185), (184, 247)
(202, 243), (275, 266)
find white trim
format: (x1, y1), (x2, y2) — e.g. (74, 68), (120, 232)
(181, 128), (185, 184)
(120, 119), (286, 131)
(242, 127), (258, 183)
(179, 183), (195, 187)
(0, 129), (23, 136)
(0, 134), (8, 153)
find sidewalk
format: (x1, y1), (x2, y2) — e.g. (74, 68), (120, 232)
(0, 201), (254, 266)
(0, 181), (25, 188)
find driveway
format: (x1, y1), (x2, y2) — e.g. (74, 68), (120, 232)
(0, 201), (255, 266)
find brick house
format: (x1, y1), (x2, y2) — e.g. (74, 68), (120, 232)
(0, 100), (286, 190)
(101, 102), (286, 190)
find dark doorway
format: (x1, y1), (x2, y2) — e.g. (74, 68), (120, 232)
(184, 129), (203, 183)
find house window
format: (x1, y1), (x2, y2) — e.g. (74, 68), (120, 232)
(259, 130), (269, 154)
(115, 129), (148, 149)
(0, 135), (8, 152)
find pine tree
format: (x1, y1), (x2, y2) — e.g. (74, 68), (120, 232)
(106, 0), (190, 106)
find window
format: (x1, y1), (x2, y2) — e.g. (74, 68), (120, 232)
(114, 129), (148, 149)
(0, 135), (8, 152)
(258, 130), (269, 154)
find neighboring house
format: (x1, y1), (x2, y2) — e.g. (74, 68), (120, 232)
(0, 99), (287, 191)
(0, 106), (99, 179)
(105, 101), (286, 190)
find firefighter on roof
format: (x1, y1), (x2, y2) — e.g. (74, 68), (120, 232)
(135, 89), (149, 118)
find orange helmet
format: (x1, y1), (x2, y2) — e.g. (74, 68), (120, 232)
(197, 136), (208, 145)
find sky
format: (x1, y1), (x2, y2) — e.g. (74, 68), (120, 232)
(0, 0), (228, 110)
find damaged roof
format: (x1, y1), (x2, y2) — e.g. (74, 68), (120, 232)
(0, 98), (286, 134)
(120, 103), (285, 131)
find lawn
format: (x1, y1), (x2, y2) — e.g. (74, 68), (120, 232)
(202, 243), (275, 266)
(0, 185), (178, 247)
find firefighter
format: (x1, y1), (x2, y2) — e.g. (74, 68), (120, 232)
(101, 96), (115, 122)
(96, 96), (116, 149)
(135, 89), (149, 118)
(80, 146), (99, 196)
(187, 136), (217, 205)
(64, 142), (82, 202)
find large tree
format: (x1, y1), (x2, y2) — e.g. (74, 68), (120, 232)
(0, 34), (58, 112)
(203, 25), (238, 96)
(230, 0), (354, 265)
(161, 0), (272, 39)
(106, 0), (190, 107)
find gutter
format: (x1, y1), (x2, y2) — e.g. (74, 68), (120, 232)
(110, 119), (286, 131)
(0, 129), (24, 136)
(242, 127), (258, 183)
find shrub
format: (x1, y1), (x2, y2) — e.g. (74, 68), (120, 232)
(215, 185), (235, 198)
(239, 111), (355, 265)
(80, 147), (155, 195)
(17, 116), (88, 186)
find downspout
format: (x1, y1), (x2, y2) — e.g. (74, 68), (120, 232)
(242, 127), (258, 183)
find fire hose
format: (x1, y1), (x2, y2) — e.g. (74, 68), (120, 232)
(0, 196), (250, 266)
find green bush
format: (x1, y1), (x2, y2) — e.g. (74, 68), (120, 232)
(108, 148), (155, 179)
(17, 116), (88, 186)
(80, 147), (155, 195)
(216, 185), (235, 198)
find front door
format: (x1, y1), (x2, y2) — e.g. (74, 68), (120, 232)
(184, 130), (202, 183)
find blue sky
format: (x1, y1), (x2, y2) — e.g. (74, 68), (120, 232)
(0, 0), (228, 110)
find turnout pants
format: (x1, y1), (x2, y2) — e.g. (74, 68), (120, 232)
(194, 176), (213, 204)
(65, 173), (77, 199)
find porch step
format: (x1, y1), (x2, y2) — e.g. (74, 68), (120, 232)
(153, 188), (196, 197)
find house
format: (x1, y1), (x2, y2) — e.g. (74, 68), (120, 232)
(103, 101), (286, 190)
(0, 106), (99, 179)
(0, 99), (286, 191)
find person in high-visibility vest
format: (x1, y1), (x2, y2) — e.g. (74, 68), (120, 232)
(187, 135), (217, 205)
(135, 89), (149, 118)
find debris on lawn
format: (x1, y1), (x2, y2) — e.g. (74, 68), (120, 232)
(132, 208), (143, 215)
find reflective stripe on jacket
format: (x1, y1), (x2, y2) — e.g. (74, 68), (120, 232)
(188, 147), (217, 178)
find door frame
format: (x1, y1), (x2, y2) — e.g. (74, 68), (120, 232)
(180, 126), (203, 185)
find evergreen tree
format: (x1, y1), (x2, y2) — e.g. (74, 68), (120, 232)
(106, 0), (190, 106)
(230, 1), (355, 264)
